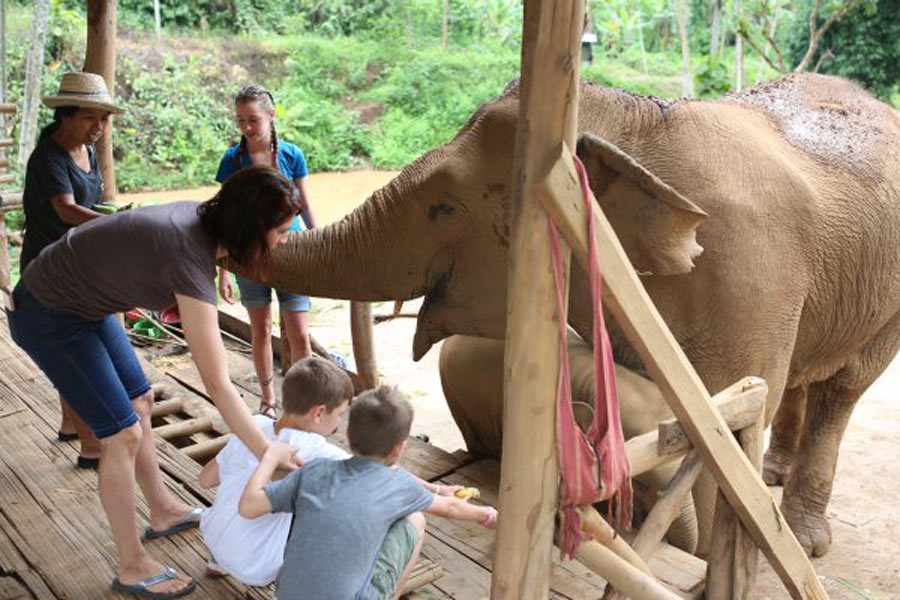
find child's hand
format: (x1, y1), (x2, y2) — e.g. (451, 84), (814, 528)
(481, 506), (498, 529)
(266, 442), (303, 470)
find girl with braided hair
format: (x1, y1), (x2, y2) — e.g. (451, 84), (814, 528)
(215, 84), (318, 418)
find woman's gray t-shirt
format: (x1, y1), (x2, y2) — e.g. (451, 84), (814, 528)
(22, 201), (218, 319)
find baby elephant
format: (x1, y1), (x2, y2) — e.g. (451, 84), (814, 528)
(439, 334), (697, 553)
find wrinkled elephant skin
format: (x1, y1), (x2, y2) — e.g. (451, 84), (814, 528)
(236, 73), (900, 557)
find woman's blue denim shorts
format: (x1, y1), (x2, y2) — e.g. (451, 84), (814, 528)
(234, 275), (311, 312)
(7, 283), (150, 438)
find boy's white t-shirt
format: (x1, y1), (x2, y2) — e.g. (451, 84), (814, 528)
(200, 414), (350, 586)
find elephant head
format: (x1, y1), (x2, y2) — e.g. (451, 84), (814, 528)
(229, 85), (706, 360)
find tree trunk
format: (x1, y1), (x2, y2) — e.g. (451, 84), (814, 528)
(406, 0), (413, 47)
(734, 0), (744, 91)
(153, 0), (161, 37)
(17, 0), (50, 172)
(84, 0), (117, 201)
(442, 0), (449, 49)
(638, 20), (648, 74)
(710, 0), (722, 55)
(676, 0), (694, 97)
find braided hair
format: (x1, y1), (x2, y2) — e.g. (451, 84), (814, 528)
(233, 84), (278, 170)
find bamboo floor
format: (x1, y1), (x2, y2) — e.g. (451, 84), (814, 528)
(0, 310), (705, 599)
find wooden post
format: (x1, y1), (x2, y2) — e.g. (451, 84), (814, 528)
(491, 1), (584, 598)
(350, 301), (378, 389)
(706, 402), (765, 599)
(84, 0), (117, 202)
(536, 152), (827, 599)
(0, 214), (8, 294)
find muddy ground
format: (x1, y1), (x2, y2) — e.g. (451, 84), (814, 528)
(127, 171), (899, 599)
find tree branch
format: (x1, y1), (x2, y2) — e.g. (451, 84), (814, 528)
(795, 0), (861, 72)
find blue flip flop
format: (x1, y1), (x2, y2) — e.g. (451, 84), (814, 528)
(143, 507), (203, 541)
(111, 566), (196, 598)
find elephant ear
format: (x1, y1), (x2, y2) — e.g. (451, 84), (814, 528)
(576, 133), (706, 276)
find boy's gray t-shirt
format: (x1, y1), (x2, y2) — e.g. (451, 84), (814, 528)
(265, 456), (433, 600)
(22, 201), (218, 319)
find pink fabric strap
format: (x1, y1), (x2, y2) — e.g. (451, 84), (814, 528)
(551, 155), (632, 558)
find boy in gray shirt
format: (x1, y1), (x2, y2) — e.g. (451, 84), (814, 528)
(240, 386), (498, 600)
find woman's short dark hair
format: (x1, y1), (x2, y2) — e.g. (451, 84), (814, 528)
(197, 166), (300, 267)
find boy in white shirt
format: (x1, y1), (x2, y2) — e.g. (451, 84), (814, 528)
(197, 356), (352, 585)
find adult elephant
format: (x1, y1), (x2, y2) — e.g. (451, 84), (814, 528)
(231, 73), (900, 557)
(439, 334), (699, 554)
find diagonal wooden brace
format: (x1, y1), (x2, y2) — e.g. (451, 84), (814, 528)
(534, 147), (828, 600)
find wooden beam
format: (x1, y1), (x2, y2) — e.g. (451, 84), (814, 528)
(150, 398), (183, 417)
(0, 103), (14, 114)
(491, 1), (584, 598)
(706, 407), (765, 599)
(83, 0), (117, 202)
(631, 450), (704, 560)
(535, 150), (827, 599)
(182, 435), (229, 461)
(0, 175), (14, 185)
(625, 378), (766, 477)
(0, 138), (13, 148)
(575, 539), (683, 600)
(657, 377), (765, 456)
(0, 191), (21, 212)
(153, 416), (213, 440)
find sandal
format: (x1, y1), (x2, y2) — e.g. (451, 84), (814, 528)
(258, 400), (278, 419)
(143, 507), (203, 541)
(111, 566), (196, 599)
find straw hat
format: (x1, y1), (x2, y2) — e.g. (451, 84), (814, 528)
(42, 72), (125, 114)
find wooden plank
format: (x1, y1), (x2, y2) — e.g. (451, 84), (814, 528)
(0, 137), (13, 148)
(535, 149), (827, 599)
(626, 377), (766, 477)
(494, 1), (585, 597)
(0, 576), (31, 599)
(657, 377), (765, 455)
(0, 102), (16, 114)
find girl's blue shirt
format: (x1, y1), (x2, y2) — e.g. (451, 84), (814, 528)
(216, 141), (309, 231)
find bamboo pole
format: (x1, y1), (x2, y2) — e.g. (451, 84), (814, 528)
(150, 398), (183, 418)
(535, 150), (827, 599)
(578, 505), (652, 574)
(350, 301), (378, 390)
(153, 416), (213, 440)
(182, 435), (229, 461)
(575, 539), (682, 600)
(84, 0), (117, 202)
(491, 2), (583, 597)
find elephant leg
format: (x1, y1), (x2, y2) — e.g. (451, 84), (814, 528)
(780, 313), (900, 557)
(762, 386), (807, 485)
(780, 376), (863, 557)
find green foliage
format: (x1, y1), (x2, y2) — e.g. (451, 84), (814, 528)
(786, 0), (900, 99)
(695, 55), (732, 96)
(114, 52), (233, 190)
(363, 44), (519, 166)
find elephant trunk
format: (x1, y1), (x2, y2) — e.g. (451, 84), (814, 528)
(226, 187), (436, 302)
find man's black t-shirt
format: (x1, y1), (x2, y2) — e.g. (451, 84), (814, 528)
(20, 136), (102, 270)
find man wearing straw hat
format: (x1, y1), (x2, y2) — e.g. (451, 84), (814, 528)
(13, 72), (200, 598)
(20, 71), (126, 469)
